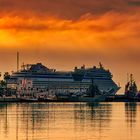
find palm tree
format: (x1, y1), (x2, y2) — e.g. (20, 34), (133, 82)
(0, 80), (6, 87)
(4, 72), (10, 80)
(0, 80), (6, 96)
(4, 72), (10, 89)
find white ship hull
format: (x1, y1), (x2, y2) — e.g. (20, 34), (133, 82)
(7, 63), (120, 96)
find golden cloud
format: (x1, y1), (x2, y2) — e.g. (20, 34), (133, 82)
(0, 12), (139, 51)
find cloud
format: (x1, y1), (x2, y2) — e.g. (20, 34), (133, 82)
(0, 12), (139, 33)
(0, 0), (140, 91)
(0, 12), (140, 57)
(128, 0), (140, 6)
(0, 0), (139, 19)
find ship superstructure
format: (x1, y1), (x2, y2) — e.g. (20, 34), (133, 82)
(7, 63), (120, 95)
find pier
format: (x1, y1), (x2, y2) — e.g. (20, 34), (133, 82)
(0, 94), (140, 102)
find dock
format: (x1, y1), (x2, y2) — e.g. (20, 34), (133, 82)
(0, 97), (21, 102)
(0, 94), (140, 102)
(106, 95), (140, 102)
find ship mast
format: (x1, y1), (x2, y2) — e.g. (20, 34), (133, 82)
(17, 52), (19, 72)
(130, 74), (134, 86)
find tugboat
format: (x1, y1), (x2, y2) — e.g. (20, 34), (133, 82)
(125, 74), (138, 101)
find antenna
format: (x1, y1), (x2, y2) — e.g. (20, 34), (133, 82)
(17, 52), (19, 72)
(99, 62), (103, 69)
(127, 73), (129, 83)
(130, 74), (134, 84)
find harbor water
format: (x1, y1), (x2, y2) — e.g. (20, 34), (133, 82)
(0, 102), (140, 140)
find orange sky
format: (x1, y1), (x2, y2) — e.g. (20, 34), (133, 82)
(0, 0), (140, 92)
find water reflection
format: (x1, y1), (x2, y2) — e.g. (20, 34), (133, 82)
(125, 102), (137, 127)
(74, 103), (112, 128)
(0, 102), (140, 140)
(16, 103), (57, 140)
(73, 103), (112, 140)
(0, 103), (8, 138)
(0, 103), (113, 140)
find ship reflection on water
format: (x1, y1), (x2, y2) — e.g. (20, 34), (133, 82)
(0, 102), (140, 140)
(125, 102), (137, 127)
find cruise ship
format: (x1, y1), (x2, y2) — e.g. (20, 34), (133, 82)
(7, 63), (120, 95)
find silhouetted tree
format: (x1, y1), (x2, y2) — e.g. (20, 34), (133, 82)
(4, 72), (10, 81)
(4, 72), (10, 89)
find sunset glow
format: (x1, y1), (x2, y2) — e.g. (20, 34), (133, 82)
(0, 0), (140, 92)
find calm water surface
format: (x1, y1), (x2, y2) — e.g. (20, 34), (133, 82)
(0, 102), (140, 140)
